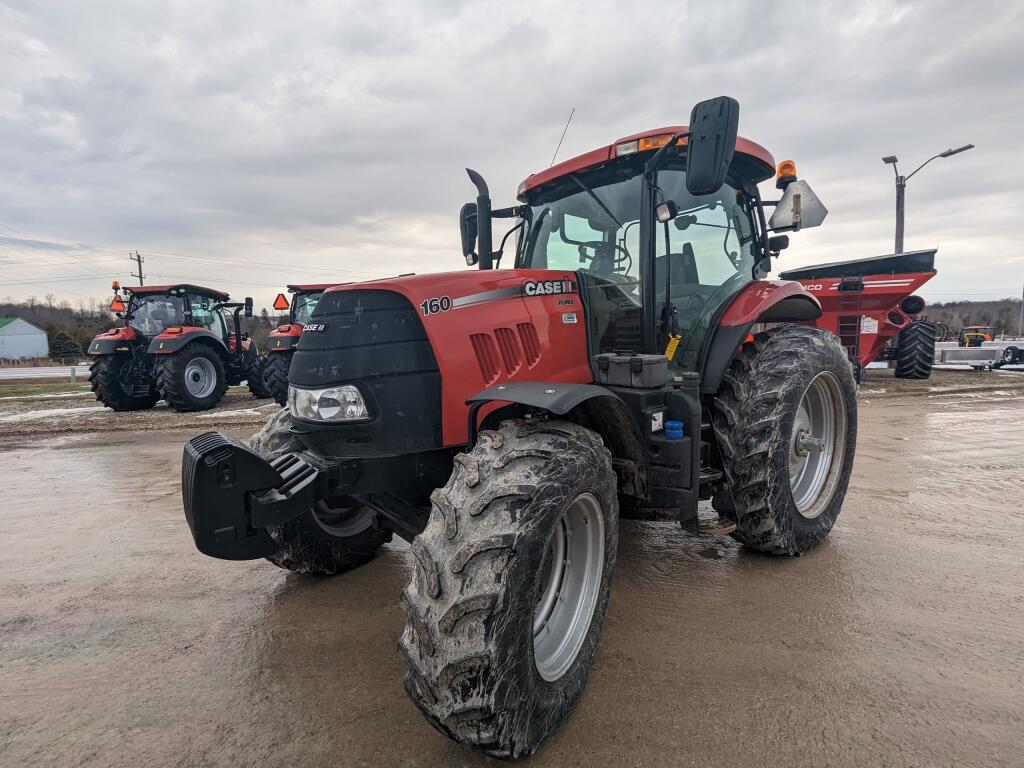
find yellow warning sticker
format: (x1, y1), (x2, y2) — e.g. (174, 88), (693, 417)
(664, 333), (682, 361)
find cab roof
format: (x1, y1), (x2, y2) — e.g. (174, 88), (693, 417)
(287, 283), (341, 293)
(124, 284), (229, 301)
(519, 125), (776, 198)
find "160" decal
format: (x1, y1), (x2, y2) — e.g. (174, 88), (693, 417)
(420, 295), (452, 316)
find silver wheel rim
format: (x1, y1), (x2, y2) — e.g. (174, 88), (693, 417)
(312, 500), (375, 538)
(184, 357), (217, 399)
(789, 371), (847, 519)
(533, 492), (605, 682)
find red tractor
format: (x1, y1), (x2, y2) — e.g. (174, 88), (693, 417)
(89, 283), (272, 411)
(181, 97), (856, 757)
(263, 284), (333, 405)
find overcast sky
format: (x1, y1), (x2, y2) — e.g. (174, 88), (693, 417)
(1, 0), (1021, 309)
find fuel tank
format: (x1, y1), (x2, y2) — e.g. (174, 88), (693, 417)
(290, 269), (593, 449)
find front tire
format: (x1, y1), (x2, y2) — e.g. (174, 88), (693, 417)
(263, 351), (292, 406)
(155, 343), (228, 412)
(246, 354), (273, 399)
(89, 355), (159, 411)
(894, 320), (935, 379)
(399, 419), (618, 758)
(711, 325), (857, 555)
(249, 409), (392, 575)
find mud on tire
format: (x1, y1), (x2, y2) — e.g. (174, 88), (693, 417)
(894, 319), (935, 380)
(711, 324), (857, 555)
(249, 409), (391, 575)
(89, 355), (159, 411)
(399, 419), (618, 758)
(263, 351), (292, 406)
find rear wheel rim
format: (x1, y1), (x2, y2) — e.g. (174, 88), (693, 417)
(789, 371), (847, 519)
(533, 492), (605, 682)
(184, 357), (217, 399)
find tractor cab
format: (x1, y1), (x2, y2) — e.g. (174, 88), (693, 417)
(462, 98), (827, 378)
(112, 283), (231, 340)
(263, 283), (337, 405)
(959, 325), (994, 347)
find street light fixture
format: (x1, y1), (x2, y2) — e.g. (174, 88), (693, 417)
(883, 143), (975, 253)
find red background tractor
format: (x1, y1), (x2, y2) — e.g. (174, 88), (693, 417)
(89, 283), (271, 411)
(263, 284), (333, 405)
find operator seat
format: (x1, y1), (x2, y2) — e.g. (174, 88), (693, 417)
(655, 243), (712, 310)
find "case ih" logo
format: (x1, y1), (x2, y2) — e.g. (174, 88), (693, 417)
(523, 280), (576, 297)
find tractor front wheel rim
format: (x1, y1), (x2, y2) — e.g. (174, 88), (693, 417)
(789, 371), (847, 519)
(533, 492), (605, 682)
(184, 357), (217, 399)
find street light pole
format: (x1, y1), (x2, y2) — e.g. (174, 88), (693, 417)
(883, 144), (974, 254)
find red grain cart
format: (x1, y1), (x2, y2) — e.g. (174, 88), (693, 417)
(780, 249), (937, 379)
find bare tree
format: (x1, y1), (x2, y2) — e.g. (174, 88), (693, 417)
(45, 293), (56, 310)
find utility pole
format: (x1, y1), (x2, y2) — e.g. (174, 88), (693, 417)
(130, 250), (145, 285)
(1019, 280), (1023, 339)
(882, 144), (974, 253)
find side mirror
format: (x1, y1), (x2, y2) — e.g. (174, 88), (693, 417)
(244, 297), (254, 318)
(767, 235), (790, 253)
(655, 200), (679, 223)
(686, 96), (739, 196)
(768, 180), (828, 231)
(459, 203), (478, 265)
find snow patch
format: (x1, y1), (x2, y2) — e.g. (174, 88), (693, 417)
(0, 406), (108, 423)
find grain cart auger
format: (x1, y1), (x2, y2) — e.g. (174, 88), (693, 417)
(263, 284), (333, 405)
(89, 283), (271, 412)
(180, 96), (855, 757)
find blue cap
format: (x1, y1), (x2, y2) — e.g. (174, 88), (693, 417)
(665, 420), (684, 439)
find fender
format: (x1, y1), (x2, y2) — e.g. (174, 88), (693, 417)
(466, 380), (649, 498)
(88, 326), (140, 355)
(701, 280), (822, 394)
(266, 323), (303, 353)
(148, 327), (227, 355)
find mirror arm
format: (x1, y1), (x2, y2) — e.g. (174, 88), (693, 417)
(644, 132), (690, 177)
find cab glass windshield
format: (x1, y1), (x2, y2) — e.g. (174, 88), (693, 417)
(293, 293), (322, 326)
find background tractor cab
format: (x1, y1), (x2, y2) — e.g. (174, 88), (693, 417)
(263, 284), (335, 405)
(959, 325), (994, 347)
(88, 283), (271, 412)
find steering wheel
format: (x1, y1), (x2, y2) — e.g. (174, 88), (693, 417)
(577, 240), (633, 274)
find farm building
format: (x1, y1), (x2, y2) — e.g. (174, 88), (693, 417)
(0, 317), (49, 360)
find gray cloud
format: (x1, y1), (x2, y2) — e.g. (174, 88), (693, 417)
(0, 0), (1021, 307)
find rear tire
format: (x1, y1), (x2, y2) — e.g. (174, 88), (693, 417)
(399, 419), (618, 758)
(89, 355), (159, 411)
(246, 354), (272, 399)
(711, 325), (857, 555)
(249, 409), (392, 575)
(1002, 346), (1019, 365)
(894, 320), (935, 379)
(263, 351), (292, 406)
(155, 344), (228, 412)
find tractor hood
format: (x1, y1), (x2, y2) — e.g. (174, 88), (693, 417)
(290, 269), (593, 449)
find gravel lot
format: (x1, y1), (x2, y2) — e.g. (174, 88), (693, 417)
(1, 368), (1022, 767)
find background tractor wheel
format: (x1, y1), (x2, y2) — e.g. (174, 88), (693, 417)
(155, 343), (228, 412)
(249, 409), (391, 574)
(89, 355), (159, 411)
(711, 324), (857, 555)
(246, 354), (272, 399)
(399, 419), (618, 759)
(263, 352), (292, 406)
(894, 320), (936, 380)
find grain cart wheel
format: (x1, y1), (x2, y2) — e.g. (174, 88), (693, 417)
(894, 320), (936, 380)
(399, 419), (618, 758)
(711, 325), (857, 555)
(246, 354), (273, 399)
(89, 355), (159, 411)
(249, 409), (391, 574)
(155, 343), (229, 412)
(263, 352), (292, 406)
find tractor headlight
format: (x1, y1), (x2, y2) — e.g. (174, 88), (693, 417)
(289, 385), (369, 422)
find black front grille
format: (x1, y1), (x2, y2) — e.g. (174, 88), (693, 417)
(290, 289), (443, 455)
